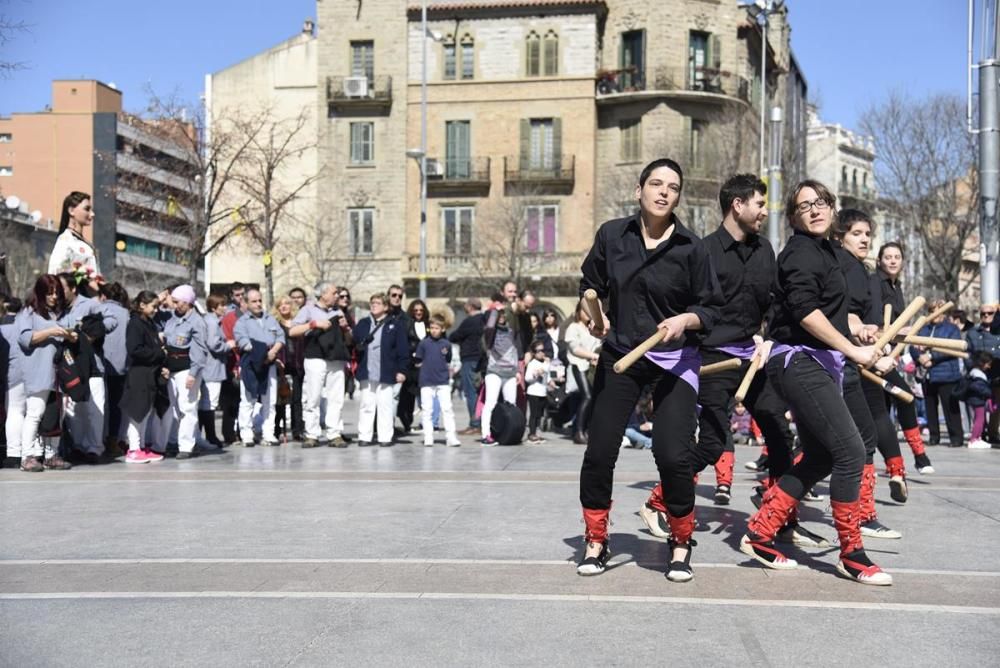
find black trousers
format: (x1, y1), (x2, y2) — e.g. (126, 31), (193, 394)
(290, 369), (305, 435)
(923, 380), (964, 446)
(882, 369), (919, 431)
(843, 365), (878, 464)
(397, 377), (417, 431)
(861, 371), (903, 462)
(220, 375), (240, 444)
(106, 374), (127, 443)
(570, 365), (593, 434)
(580, 348), (698, 518)
(694, 349), (795, 480)
(767, 354), (864, 503)
(527, 395), (547, 436)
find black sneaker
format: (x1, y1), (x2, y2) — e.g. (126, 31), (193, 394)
(357, 440), (375, 447)
(889, 475), (908, 503)
(739, 532), (798, 570)
(860, 518), (902, 539)
(914, 452), (934, 474)
(776, 522), (830, 548)
(837, 548), (892, 586)
(176, 452), (195, 460)
(378, 442), (395, 448)
(576, 541), (611, 576)
(713, 484), (731, 505)
(744, 454), (768, 472)
(665, 538), (696, 583)
(750, 485), (765, 509)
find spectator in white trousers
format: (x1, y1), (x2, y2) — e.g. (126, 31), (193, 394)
(479, 297), (524, 445)
(161, 284), (211, 459)
(353, 293), (409, 446)
(199, 294), (234, 447)
(2, 300), (26, 467)
(288, 282), (352, 448)
(233, 289), (285, 447)
(415, 315), (461, 447)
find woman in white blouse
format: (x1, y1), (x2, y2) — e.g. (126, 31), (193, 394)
(564, 300), (601, 445)
(48, 191), (100, 282)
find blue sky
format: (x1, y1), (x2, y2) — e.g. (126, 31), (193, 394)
(0, 0), (968, 130)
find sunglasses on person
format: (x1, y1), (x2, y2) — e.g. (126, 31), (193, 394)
(533, 348), (545, 354)
(339, 293), (350, 300)
(981, 310), (996, 317)
(389, 292), (403, 299)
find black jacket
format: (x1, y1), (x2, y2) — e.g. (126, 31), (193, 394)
(449, 312), (485, 362)
(121, 314), (169, 421)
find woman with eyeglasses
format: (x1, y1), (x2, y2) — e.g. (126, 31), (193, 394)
(740, 180), (892, 586)
(873, 242), (935, 474)
(831, 209), (905, 541)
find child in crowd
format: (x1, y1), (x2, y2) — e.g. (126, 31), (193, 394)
(415, 314), (461, 447)
(525, 339), (553, 444)
(730, 402), (753, 445)
(962, 351), (993, 449)
(624, 393), (654, 449)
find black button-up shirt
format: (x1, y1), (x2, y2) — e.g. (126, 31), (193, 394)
(700, 224), (775, 347)
(767, 230), (851, 347)
(580, 214), (723, 352)
(834, 244), (877, 324)
(871, 268), (905, 325)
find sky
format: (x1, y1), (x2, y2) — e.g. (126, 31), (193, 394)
(0, 0), (970, 130)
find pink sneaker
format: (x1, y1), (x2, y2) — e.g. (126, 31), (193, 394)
(124, 450), (149, 464)
(142, 449), (164, 462)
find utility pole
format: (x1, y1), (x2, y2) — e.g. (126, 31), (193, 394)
(976, 0), (1000, 304)
(767, 106), (784, 250)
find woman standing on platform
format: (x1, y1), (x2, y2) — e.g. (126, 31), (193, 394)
(577, 158), (722, 583)
(740, 180), (893, 586)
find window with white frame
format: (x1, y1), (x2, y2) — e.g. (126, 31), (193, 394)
(442, 206), (473, 255)
(348, 208), (374, 255)
(524, 204), (557, 253)
(349, 122), (374, 165)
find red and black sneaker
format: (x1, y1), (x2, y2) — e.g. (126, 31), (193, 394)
(836, 548), (892, 586)
(577, 541), (611, 576)
(739, 531), (798, 570)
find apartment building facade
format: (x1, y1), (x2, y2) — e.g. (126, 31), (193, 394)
(0, 80), (203, 292)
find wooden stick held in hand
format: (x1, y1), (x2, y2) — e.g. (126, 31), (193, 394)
(872, 296), (926, 353)
(735, 341), (773, 403)
(891, 334), (968, 351)
(883, 304), (892, 330)
(699, 358), (742, 376)
(860, 368), (914, 403)
(582, 289), (607, 335)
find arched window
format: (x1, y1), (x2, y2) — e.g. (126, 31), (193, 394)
(526, 31), (541, 76)
(443, 34), (456, 80)
(460, 34), (475, 80)
(852, 169), (858, 195)
(543, 30), (558, 76)
(841, 166), (848, 189)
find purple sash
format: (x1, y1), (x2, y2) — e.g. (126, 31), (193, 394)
(769, 343), (846, 387)
(713, 340), (757, 361)
(644, 347), (702, 394)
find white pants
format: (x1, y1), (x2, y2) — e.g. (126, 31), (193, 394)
(303, 358), (345, 440)
(421, 384), (458, 445)
(5, 382), (26, 459)
(127, 410), (152, 452)
(481, 374), (518, 439)
(358, 380), (395, 444)
(64, 377), (106, 454)
(239, 366), (277, 444)
(161, 369), (200, 453)
(199, 380), (222, 410)
(21, 391), (56, 459)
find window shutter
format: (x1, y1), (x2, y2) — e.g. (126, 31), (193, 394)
(520, 119), (530, 171)
(544, 35), (558, 76)
(711, 34), (721, 70)
(552, 118), (562, 173)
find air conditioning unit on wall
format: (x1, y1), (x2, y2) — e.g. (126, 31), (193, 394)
(343, 76), (369, 97)
(426, 159), (445, 177)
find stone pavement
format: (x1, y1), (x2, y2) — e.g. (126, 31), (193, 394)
(1, 398), (998, 666)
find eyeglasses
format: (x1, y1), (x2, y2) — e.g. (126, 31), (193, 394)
(389, 293), (403, 298)
(981, 311), (996, 317)
(795, 198), (831, 213)
(339, 294), (350, 300)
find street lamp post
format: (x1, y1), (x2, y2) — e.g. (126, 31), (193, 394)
(767, 106), (784, 250)
(739, 0), (784, 177)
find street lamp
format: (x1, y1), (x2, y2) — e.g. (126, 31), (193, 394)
(739, 0), (785, 176)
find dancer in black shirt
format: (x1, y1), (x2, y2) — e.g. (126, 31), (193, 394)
(577, 159), (722, 582)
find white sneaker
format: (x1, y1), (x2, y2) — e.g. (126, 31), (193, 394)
(968, 439), (991, 449)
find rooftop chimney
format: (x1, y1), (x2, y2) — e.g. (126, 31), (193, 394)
(303, 18), (315, 35)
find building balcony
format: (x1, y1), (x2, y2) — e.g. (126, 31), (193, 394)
(839, 182), (876, 202)
(404, 251), (585, 278)
(596, 65), (750, 106)
(503, 155), (575, 189)
(427, 157), (491, 196)
(326, 75), (392, 112)
(115, 251), (203, 282)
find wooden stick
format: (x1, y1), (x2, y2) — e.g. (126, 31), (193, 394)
(613, 329), (665, 373)
(891, 334), (968, 352)
(734, 341), (773, 403)
(582, 289), (607, 334)
(872, 296), (926, 352)
(883, 304), (892, 330)
(861, 368), (914, 403)
(699, 358), (742, 376)
(887, 300), (953, 359)
(930, 347), (969, 359)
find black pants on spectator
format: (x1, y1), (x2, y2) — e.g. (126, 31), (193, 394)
(923, 380), (964, 446)
(106, 374), (127, 443)
(581, 348), (698, 518)
(397, 377), (417, 432)
(290, 370), (304, 436)
(694, 349), (795, 480)
(527, 395), (547, 437)
(767, 354), (864, 503)
(571, 366), (593, 434)
(220, 375), (240, 444)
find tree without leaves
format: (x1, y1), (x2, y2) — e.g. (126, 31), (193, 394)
(0, 5), (30, 77)
(860, 92), (979, 300)
(229, 107), (321, 305)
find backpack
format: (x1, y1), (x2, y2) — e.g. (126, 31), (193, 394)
(490, 400), (526, 445)
(952, 374), (971, 401)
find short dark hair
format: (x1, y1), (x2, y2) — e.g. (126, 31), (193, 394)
(131, 290), (159, 314)
(784, 179), (836, 222)
(99, 281), (129, 305)
(206, 293), (227, 311)
(288, 287), (306, 298)
(638, 158), (684, 191)
(719, 173), (766, 214)
(877, 241), (904, 262)
(833, 208), (875, 241)
(973, 350), (994, 369)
